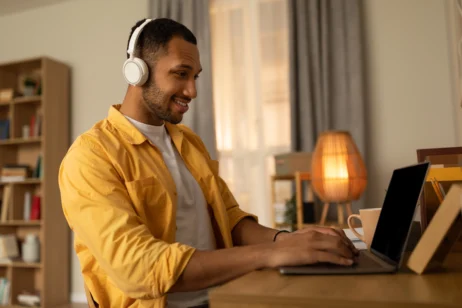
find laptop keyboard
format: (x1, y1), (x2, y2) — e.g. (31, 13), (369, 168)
(307, 251), (384, 269)
(353, 251), (385, 269)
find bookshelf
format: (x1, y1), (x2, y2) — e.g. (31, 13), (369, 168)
(0, 57), (70, 307)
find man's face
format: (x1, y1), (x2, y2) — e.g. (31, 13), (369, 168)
(142, 37), (202, 125)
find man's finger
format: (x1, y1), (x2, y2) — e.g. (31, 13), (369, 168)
(331, 227), (359, 254)
(311, 227), (358, 254)
(309, 233), (354, 259)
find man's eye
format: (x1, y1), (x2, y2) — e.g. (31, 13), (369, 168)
(176, 71), (188, 78)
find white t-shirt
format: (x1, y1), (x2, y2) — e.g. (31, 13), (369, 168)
(125, 116), (216, 308)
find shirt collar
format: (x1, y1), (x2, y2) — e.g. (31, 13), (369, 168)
(107, 105), (184, 150)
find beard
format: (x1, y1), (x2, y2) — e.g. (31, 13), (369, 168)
(142, 79), (182, 125)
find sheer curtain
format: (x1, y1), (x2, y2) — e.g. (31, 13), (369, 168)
(210, 0), (291, 226)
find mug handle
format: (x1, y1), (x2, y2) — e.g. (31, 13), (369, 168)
(347, 214), (365, 242)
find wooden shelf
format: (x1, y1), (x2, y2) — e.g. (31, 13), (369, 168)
(0, 96), (41, 106)
(0, 305), (38, 308)
(0, 220), (41, 226)
(272, 174), (295, 180)
(11, 261), (42, 268)
(271, 173), (311, 181)
(0, 178), (41, 185)
(0, 137), (41, 145)
(0, 261), (42, 268)
(13, 95), (41, 105)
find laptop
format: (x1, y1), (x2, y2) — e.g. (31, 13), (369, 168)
(279, 161), (430, 275)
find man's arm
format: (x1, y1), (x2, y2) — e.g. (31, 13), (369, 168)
(232, 217), (283, 245)
(170, 226), (357, 293)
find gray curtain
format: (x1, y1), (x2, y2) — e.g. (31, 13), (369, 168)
(149, 0), (217, 159)
(288, 0), (367, 213)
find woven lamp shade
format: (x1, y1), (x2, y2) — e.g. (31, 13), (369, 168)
(311, 131), (367, 203)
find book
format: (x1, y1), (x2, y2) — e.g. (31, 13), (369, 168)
(407, 183), (462, 274)
(30, 196), (41, 220)
(23, 192), (31, 221)
(0, 235), (19, 259)
(0, 119), (9, 140)
(0, 186), (12, 222)
(33, 155), (42, 178)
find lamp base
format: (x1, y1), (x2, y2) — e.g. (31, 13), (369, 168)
(319, 202), (353, 226)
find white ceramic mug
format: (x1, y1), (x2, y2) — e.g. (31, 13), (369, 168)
(347, 208), (381, 249)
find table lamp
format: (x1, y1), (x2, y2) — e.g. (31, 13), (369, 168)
(311, 130), (367, 226)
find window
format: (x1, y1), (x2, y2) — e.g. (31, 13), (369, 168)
(210, 0), (292, 226)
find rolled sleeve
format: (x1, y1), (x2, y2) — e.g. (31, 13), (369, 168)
(59, 137), (195, 299)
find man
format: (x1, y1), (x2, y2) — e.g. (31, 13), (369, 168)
(59, 18), (358, 308)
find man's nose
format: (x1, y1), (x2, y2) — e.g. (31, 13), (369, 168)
(183, 79), (197, 99)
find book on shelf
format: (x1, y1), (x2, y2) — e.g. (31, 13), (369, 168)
(30, 112), (42, 137)
(30, 195), (41, 220)
(0, 161), (43, 182)
(0, 278), (11, 305)
(0, 234), (19, 259)
(33, 155), (43, 179)
(0, 186), (12, 222)
(0, 119), (9, 140)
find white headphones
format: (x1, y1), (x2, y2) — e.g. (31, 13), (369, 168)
(123, 18), (154, 86)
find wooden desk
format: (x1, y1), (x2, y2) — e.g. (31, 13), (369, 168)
(209, 253), (462, 308)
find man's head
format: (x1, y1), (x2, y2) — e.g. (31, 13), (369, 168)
(126, 18), (201, 125)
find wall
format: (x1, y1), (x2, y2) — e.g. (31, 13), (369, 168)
(0, 0), (149, 302)
(363, 0), (458, 212)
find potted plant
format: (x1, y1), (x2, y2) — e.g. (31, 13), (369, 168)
(284, 195), (297, 231)
(23, 77), (37, 96)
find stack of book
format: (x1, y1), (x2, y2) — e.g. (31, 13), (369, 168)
(0, 164), (30, 182)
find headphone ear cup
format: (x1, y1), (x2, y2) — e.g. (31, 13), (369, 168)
(122, 57), (149, 86)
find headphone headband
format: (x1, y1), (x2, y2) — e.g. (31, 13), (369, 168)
(126, 18), (153, 58)
(123, 18), (154, 86)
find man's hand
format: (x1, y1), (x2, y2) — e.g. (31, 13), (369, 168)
(171, 226), (360, 293)
(268, 226), (359, 268)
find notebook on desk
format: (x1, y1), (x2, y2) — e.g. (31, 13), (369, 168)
(279, 162), (430, 275)
(343, 227), (367, 250)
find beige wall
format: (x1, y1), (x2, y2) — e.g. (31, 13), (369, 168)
(363, 0), (458, 212)
(0, 0), (148, 302)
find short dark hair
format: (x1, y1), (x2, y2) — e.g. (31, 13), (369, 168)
(126, 18), (197, 62)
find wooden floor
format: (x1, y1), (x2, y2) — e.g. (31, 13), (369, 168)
(54, 304), (88, 308)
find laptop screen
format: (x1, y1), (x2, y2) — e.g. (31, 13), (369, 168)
(370, 162), (429, 264)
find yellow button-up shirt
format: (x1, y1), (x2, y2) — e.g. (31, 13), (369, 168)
(59, 105), (257, 307)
